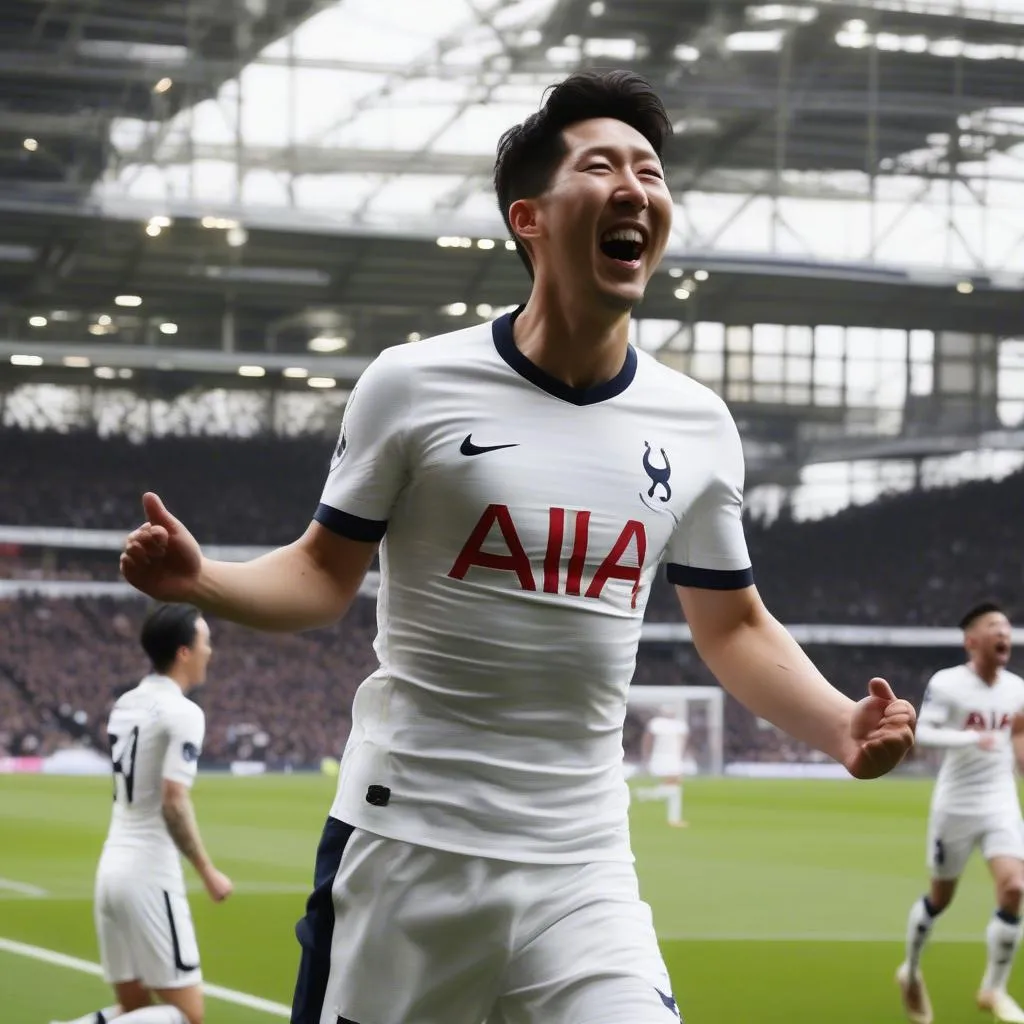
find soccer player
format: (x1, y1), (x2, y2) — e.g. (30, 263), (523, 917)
(634, 706), (691, 826)
(120, 71), (916, 1024)
(898, 601), (1024, 1024)
(52, 605), (233, 1024)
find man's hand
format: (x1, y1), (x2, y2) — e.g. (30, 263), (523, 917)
(844, 678), (917, 780)
(202, 866), (234, 903)
(120, 492), (202, 602)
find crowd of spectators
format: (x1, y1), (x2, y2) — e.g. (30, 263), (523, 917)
(1, 425), (1016, 767)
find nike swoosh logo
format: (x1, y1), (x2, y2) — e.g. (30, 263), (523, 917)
(460, 434), (520, 457)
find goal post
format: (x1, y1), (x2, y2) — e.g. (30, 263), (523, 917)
(624, 685), (725, 777)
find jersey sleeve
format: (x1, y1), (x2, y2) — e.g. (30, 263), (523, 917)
(665, 405), (753, 590)
(162, 702), (206, 788)
(314, 349), (413, 543)
(918, 675), (952, 728)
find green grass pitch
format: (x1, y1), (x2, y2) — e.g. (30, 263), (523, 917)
(1, 773), (1018, 1023)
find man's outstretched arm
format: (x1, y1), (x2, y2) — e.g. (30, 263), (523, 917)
(676, 583), (916, 779)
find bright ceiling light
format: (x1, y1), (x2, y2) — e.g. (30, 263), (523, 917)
(97, 314), (112, 326)
(145, 223), (163, 237)
(28, 315), (47, 327)
(695, 270), (710, 282)
(23, 138), (38, 152)
(238, 365), (266, 377)
(115, 295), (142, 307)
(444, 302), (468, 316)
(674, 288), (691, 300)
(668, 268), (684, 279)
(154, 77), (173, 94)
(63, 356), (91, 368)
(159, 322), (178, 335)
(505, 240), (517, 251)
(283, 367), (309, 379)
(94, 366), (117, 379)
(11, 354), (43, 366)
(407, 332), (422, 342)
(956, 280), (975, 294)
(308, 376), (336, 389)
(477, 239), (496, 250)
(476, 304), (493, 318)
(308, 335), (348, 353)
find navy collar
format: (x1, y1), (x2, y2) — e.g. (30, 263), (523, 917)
(492, 305), (637, 406)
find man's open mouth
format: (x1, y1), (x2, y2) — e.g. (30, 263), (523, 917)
(599, 227), (646, 264)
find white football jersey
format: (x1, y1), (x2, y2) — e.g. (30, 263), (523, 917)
(646, 716), (690, 776)
(918, 663), (1024, 816)
(98, 675), (205, 887)
(317, 310), (752, 863)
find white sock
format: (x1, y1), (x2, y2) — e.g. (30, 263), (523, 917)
(659, 784), (683, 825)
(54, 1007), (122, 1024)
(981, 909), (1023, 993)
(118, 1008), (188, 1024)
(906, 896), (942, 976)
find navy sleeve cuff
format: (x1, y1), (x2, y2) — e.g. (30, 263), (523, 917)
(666, 563), (754, 590)
(314, 503), (387, 542)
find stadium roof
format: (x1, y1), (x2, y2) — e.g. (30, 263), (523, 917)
(2, 0), (1024, 383)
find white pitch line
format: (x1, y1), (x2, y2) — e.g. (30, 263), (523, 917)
(658, 930), (982, 943)
(0, 936), (289, 1017)
(0, 876), (47, 897)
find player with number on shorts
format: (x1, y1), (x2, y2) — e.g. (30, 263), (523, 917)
(50, 604), (233, 1024)
(898, 601), (1024, 1024)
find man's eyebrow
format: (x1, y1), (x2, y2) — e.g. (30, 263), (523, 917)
(576, 143), (661, 162)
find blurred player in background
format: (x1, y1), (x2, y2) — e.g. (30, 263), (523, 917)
(898, 601), (1024, 1024)
(52, 604), (233, 1024)
(120, 70), (916, 1024)
(633, 706), (690, 827)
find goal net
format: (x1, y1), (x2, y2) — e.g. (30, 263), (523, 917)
(623, 685), (725, 779)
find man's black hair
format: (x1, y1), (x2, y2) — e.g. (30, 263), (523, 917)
(140, 604), (201, 674)
(959, 600), (1005, 632)
(494, 70), (672, 277)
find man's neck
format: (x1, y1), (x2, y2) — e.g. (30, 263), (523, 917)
(970, 658), (1000, 685)
(513, 281), (631, 390)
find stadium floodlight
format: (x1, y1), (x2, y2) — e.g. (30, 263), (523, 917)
(23, 138), (38, 152)
(308, 376), (336, 389)
(443, 302), (468, 316)
(94, 367), (117, 379)
(28, 315), (47, 327)
(115, 295), (143, 307)
(283, 367), (309, 379)
(505, 240), (517, 251)
(477, 239), (496, 250)
(159, 322), (178, 335)
(476, 304), (493, 318)
(589, 1), (605, 15)
(695, 270), (710, 282)
(238, 365), (266, 377)
(957, 281), (975, 295)
(668, 268), (684, 279)
(153, 77), (173, 94)
(308, 335), (347, 353)
(145, 223), (163, 237)
(11, 354), (43, 366)
(674, 288), (691, 300)
(407, 332), (422, 342)
(97, 314), (112, 326)
(726, 30), (784, 51)
(62, 356), (91, 368)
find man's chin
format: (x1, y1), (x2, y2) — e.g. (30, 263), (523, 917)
(597, 283), (643, 312)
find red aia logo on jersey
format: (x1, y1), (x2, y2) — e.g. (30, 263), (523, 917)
(964, 711), (1013, 731)
(448, 503), (647, 608)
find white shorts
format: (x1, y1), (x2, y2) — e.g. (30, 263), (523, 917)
(648, 760), (686, 779)
(292, 818), (679, 1024)
(926, 808), (1024, 881)
(94, 870), (202, 990)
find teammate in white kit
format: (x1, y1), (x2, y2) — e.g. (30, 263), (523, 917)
(119, 71), (916, 1024)
(898, 602), (1024, 1024)
(51, 605), (233, 1024)
(634, 707), (691, 826)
